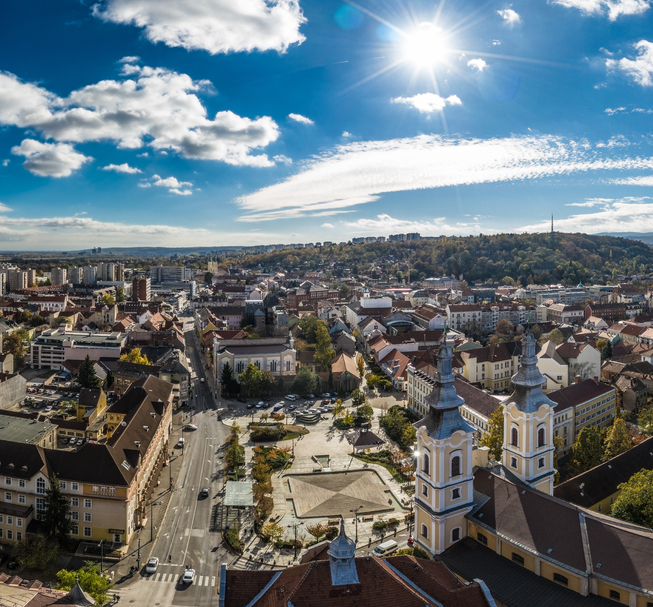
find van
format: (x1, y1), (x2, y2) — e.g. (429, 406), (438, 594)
(372, 540), (398, 557)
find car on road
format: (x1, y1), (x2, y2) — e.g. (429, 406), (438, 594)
(182, 568), (196, 584)
(322, 393), (330, 398)
(200, 378), (205, 383)
(289, 404), (297, 410)
(258, 401), (265, 407)
(199, 487), (209, 499)
(145, 557), (159, 574)
(176, 438), (186, 448)
(7, 559), (18, 570)
(183, 423), (198, 431)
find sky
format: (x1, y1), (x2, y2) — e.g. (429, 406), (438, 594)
(2, 0), (653, 250)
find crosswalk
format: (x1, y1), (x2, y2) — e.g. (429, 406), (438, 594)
(144, 572), (216, 586)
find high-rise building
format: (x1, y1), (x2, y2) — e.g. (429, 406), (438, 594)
(83, 265), (97, 285)
(51, 267), (68, 286)
(27, 269), (36, 286)
(132, 276), (151, 302)
(68, 267), (84, 284)
(8, 269), (28, 291)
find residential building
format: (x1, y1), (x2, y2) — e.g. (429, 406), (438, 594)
(26, 295), (69, 313)
(132, 277), (151, 302)
(545, 304), (584, 325)
(555, 342), (601, 384)
(285, 283), (339, 308)
(51, 268), (68, 286)
(460, 342), (523, 393)
(536, 340), (569, 392)
(0, 373), (26, 409)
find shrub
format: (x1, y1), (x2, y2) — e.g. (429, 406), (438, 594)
(225, 525), (244, 553)
(387, 518), (399, 527)
(251, 425), (285, 442)
(372, 521), (387, 531)
(324, 526), (339, 540)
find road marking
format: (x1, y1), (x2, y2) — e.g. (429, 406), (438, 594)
(198, 576), (204, 586)
(211, 576), (216, 586)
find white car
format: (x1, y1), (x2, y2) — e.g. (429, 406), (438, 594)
(182, 568), (196, 584)
(145, 557), (159, 574)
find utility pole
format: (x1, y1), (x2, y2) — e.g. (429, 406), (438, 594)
(98, 540), (104, 575)
(349, 505), (363, 544)
(287, 522), (303, 560)
(137, 538), (141, 570)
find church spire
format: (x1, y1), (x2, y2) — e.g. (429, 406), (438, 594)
(328, 519), (359, 586)
(508, 329), (554, 413)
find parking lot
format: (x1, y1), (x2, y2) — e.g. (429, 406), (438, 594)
(225, 392), (350, 419)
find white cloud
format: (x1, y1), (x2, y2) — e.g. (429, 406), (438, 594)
(0, 66), (279, 169)
(236, 134), (653, 222)
(92, 0), (306, 55)
(345, 214), (493, 237)
(613, 175), (653, 185)
(467, 58), (488, 71)
(273, 154), (293, 165)
(11, 140), (92, 177)
(1, 159), (8, 167)
(288, 113), (314, 125)
(497, 8), (521, 25)
(119, 55), (140, 63)
(321, 222), (334, 228)
(391, 93), (462, 113)
(565, 198), (613, 207)
(101, 162), (142, 173)
(151, 173), (193, 195)
(606, 106), (653, 114)
(342, 131), (353, 138)
(520, 198), (653, 233)
(596, 135), (630, 148)
(0, 202), (12, 212)
(607, 40), (653, 86)
(553, 0), (650, 20)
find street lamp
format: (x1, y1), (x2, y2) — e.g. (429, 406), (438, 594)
(151, 500), (163, 542)
(98, 540), (104, 575)
(349, 505), (364, 544)
(287, 522), (304, 560)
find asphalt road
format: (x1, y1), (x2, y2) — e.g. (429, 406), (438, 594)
(116, 319), (232, 607)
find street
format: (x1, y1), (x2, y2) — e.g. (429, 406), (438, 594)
(114, 318), (231, 607)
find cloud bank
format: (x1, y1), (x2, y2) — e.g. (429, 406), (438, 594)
(552, 0), (650, 20)
(391, 93), (462, 113)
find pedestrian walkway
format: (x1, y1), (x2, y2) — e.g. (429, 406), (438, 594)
(141, 572), (216, 586)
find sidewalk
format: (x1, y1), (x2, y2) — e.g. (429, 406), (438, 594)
(109, 411), (187, 586)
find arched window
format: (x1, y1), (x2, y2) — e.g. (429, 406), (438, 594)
(452, 527), (461, 542)
(511, 427), (519, 447)
(538, 427), (545, 448)
(451, 455), (461, 477)
(270, 360), (277, 372)
(421, 524), (428, 539)
(422, 452), (430, 475)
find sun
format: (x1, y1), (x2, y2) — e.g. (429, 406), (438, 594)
(402, 22), (450, 67)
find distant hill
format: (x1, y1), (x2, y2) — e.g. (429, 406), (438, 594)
(599, 233), (653, 246)
(227, 232), (653, 286)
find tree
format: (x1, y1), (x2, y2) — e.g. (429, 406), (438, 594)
(99, 293), (115, 306)
(549, 328), (565, 345)
(356, 353), (365, 378)
(604, 417), (631, 460)
(611, 469), (653, 528)
(339, 284), (351, 296)
(205, 271), (214, 285)
(568, 427), (603, 475)
(115, 286), (125, 303)
(238, 363), (262, 396)
(78, 355), (102, 389)
(306, 522), (327, 541)
(314, 323), (335, 371)
(221, 362), (238, 396)
(56, 561), (113, 606)
(291, 367), (320, 396)
(13, 535), (59, 570)
(2, 333), (24, 366)
(333, 399), (345, 417)
(355, 404), (374, 425)
(43, 474), (72, 546)
(261, 522), (284, 545)
(480, 406), (504, 461)
(351, 388), (366, 407)
(637, 407), (653, 435)
(119, 348), (150, 365)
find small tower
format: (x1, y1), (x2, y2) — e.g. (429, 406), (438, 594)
(502, 329), (556, 495)
(328, 519), (359, 586)
(413, 335), (475, 555)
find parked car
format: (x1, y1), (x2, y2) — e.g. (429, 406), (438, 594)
(145, 557), (159, 574)
(183, 424), (198, 431)
(273, 405), (283, 412)
(246, 403), (256, 409)
(307, 394), (315, 399)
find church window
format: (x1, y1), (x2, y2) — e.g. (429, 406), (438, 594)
(538, 457), (545, 469)
(477, 532), (488, 546)
(451, 487), (461, 500)
(422, 452), (430, 475)
(451, 455), (461, 477)
(421, 524), (428, 539)
(270, 360), (278, 372)
(510, 457), (517, 469)
(538, 428), (545, 447)
(511, 427), (519, 447)
(422, 484), (428, 497)
(451, 527), (461, 542)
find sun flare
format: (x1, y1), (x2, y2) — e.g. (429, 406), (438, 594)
(402, 22), (450, 67)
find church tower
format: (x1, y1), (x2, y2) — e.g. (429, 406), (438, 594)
(502, 329), (556, 495)
(413, 335), (475, 556)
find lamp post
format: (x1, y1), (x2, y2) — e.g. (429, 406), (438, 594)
(287, 522), (303, 561)
(349, 505), (363, 544)
(98, 540), (104, 575)
(151, 500), (163, 542)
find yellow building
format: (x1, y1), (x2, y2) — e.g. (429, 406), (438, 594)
(459, 342), (523, 393)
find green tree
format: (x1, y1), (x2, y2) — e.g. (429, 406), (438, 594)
(56, 561), (113, 606)
(78, 355), (102, 389)
(119, 348), (150, 365)
(291, 367), (320, 395)
(314, 323), (335, 371)
(490, 319), (514, 344)
(480, 406), (504, 462)
(115, 286), (125, 303)
(351, 388), (366, 407)
(637, 407), (653, 435)
(339, 284), (351, 296)
(13, 535), (59, 570)
(380, 406), (416, 450)
(355, 404), (374, 425)
(568, 426), (603, 475)
(604, 417), (631, 460)
(220, 361), (238, 396)
(261, 522), (284, 545)
(549, 328), (565, 345)
(99, 293), (115, 306)
(205, 271), (214, 285)
(238, 363), (262, 396)
(43, 474), (72, 546)
(611, 469), (653, 528)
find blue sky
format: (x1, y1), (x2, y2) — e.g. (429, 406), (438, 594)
(1, 0), (653, 249)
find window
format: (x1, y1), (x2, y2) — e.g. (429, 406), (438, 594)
(451, 488), (461, 500)
(4, 478), (10, 486)
(422, 484), (428, 497)
(422, 452), (430, 475)
(110, 487), (116, 496)
(36, 498), (46, 521)
(18, 495), (25, 504)
(421, 524), (428, 539)
(36, 478), (46, 494)
(92, 486), (98, 494)
(553, 573), (568, 586)
(18, 480), (25, 488)
(71, 512), (79, 521)
(84, 527), (92, 538)
(451, 455), (461, 477)
(512, 553), (525, 566)
(510, 457), (517, 469)
(84, 499), (92, 509)
(452, 527), (461, 542)
(84, 513), (92, 523)
(0, 529), (3, 539)
(538, 457), (545, 469)
(5, 493), (10, 503)
(609, 590), (620, 601)
(7, 517), (12, 526)
(477, 532), (488, 546)
(16, 532), (22, 542)
(538, 427), (545, 448)
(597, 503), (602, 512)
(71, 482), (78, 491)
(16, 518), (22, 529)
(71, 497), (79, 507)
(71, 525), (79, 536)
(6, 530), (12, 540)
(511, 427), (519, 447)
(60, 481), (66, 490)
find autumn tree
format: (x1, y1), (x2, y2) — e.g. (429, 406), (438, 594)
(549, 328), (565, 345)
(604, 417), (631, 460)
(119, 347), (149, 365)
(314, 323), (336, 371)
(480, 406), (504, 462)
